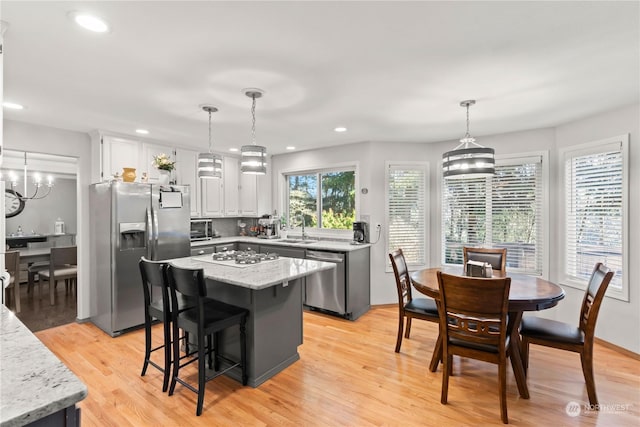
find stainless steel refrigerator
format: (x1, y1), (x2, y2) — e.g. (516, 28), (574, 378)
(90, 182), (190, 336)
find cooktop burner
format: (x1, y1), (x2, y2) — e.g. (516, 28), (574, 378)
(211, 250), (279, 264)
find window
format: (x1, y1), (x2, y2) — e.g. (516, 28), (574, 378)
(442, 155), (544, 275)
(386, 162), (428, 268)
(286, 168), (356, 230)
(562, 135), (628, 300)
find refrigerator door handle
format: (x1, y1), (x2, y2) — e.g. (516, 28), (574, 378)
(151, 207), (160, 260)
(146, 208), (155, 260)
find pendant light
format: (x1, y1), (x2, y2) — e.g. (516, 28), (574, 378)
(442, 100), (495, 179)
(197, 105), (223, 179)
(241, 88), (267, 175)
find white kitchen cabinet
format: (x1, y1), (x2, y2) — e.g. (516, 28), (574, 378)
(239, 173), (258, 216)
(201, 176), (224, 217)
(101, 136), (141, 181)
(175, 148), (200, 217)
(223, 157), (239, 216)
(141, 142), (175, 182)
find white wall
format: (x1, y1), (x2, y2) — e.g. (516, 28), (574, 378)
(272, 104), (639, 353)
(3, 120), (92, 320)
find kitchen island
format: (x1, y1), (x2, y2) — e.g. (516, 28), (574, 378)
(168, 255), (335, 387)
(0, 306), (87, 427)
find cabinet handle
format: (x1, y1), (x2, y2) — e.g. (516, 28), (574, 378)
(199, 250), (205, 255)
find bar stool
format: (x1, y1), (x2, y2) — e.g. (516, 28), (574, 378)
(166, 264), (248, 416)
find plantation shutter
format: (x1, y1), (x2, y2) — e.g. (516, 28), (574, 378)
(387, 163), (427, 267)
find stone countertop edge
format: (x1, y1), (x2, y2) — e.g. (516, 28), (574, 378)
(0, 306), (88, 427)
(191, 236), (371, 252)
(169, 256), (337, 290)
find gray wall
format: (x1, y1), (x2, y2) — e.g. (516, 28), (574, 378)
(5, 177), (77, 236)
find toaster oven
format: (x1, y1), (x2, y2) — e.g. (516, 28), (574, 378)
(190, 218), (215, 241)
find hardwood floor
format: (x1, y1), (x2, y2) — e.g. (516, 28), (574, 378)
(9, 281), (77, 332)
(35, 307), (639, 426)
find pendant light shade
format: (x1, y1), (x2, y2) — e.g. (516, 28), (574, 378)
(241, 89), (267, 175)
(198, 105), (223, 179)
(442, 100), (495, 179)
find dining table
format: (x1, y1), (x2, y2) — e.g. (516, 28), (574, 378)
(410, 266), (565, 399)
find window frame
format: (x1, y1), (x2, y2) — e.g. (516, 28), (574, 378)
(385, 161), (429, 272)
(560, 134), (629, 301)
(439, 151), (549, 277)
(280, 162), (359, 238)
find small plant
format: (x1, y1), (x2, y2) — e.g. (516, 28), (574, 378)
(152, 153), (175, 171)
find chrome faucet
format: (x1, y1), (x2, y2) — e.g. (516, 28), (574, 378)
(298, 213), (308, 240)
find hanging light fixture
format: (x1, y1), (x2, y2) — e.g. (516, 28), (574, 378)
(197, 105), (223, 179)
(7, 152), (54, 201)
(442, 100), (495, 179)
(241, 88), (267, 175)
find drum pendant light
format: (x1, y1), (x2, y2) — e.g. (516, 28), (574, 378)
(241, 89), (267, 175)
(442, 100), (495, 179)
(197, 105), (223, 179)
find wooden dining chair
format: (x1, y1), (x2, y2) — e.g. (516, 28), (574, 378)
(463, 246), (507, 273)
(437, 271), (512, 424)
(520, 262), (614, 407)
(389, 249), (439, 362)
(4, 251), (21, 313)
(39, 246), (77, 306)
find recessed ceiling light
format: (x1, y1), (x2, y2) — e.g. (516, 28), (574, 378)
(229, 148), (239, 152)
(135, 129), (149, 135)
(286, 146), (296, 150)
(3, 102), (24, 110)
(70, 12), (110, 33)
(334, 126), (347, 132)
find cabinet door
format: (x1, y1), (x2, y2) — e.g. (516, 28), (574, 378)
(175, 148), (200, 217)
(202, 177), (224, 217)
(256, 171), (271, 217)
(239, 173), (258, 216)
(223, 157), (239, 216)
(142, 142), (175, 182)
(102, 136), (141, 180)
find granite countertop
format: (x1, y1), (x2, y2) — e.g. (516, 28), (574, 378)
(0, 306), (88, 427)
(169, 255), (336, 290)
(190, 236), (371, 252)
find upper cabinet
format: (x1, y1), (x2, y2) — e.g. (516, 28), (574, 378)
(92, 133), (270, 218)
(175, 148), (200, 217)
(141, 142), (175, 182)
(100, 135), (142, 181)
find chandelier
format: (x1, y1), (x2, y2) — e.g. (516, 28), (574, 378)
(7, 152), (54, 200)
(197, 105), (223, 179)
(241, 88), (267, 175)
(442, 100), (495, 179)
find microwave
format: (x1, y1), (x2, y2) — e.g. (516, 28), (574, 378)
(190, 219), (215, 241)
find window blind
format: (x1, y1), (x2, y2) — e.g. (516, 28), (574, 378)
(564, 144), (623, 290)
(442, 156), (543, 275)
(387, 163), (427, 267)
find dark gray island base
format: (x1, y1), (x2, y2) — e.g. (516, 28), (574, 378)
(168, 256), (335, 387)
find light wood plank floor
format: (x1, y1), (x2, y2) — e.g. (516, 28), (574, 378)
(36, 307), (639, 426)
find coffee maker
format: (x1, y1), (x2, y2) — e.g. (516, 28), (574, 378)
(258, 217), (281, 239)
(352, 221), (369, 244)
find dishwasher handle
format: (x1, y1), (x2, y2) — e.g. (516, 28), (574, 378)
(306, 251), (344, 263)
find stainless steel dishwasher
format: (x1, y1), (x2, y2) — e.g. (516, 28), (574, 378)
(304, 250), (346, 315)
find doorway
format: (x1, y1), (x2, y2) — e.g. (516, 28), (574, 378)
(2, 149), (78, 331)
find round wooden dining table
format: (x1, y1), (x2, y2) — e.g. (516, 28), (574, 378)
(410, 266), (565, 399)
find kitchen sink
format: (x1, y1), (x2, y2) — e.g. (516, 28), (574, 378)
(279, 239), (318, 244)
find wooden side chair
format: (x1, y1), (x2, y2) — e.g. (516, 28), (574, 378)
(39, 246), (77, 305)
(166, 264), (248, 416)
(437, 271), (512, 424)
(463, 246), (507, 273)
(4, 251), (21, 313)
(389, 249), (440, 366)
(520, 262), (614, 407)
(138, 257), (195, 392)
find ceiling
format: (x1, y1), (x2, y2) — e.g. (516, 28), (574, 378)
(2, 1), (639, 155)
